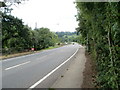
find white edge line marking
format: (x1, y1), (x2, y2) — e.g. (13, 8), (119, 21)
(5, 61), (31, 70)
(29, 48), (79, 89)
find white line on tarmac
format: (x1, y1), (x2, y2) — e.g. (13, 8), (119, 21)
(5, 61), (31, 70)
(2, 53), (36, 62)
(29, 48), (79, 89)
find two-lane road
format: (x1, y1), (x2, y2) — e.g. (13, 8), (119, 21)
(2, 44), (79, 88)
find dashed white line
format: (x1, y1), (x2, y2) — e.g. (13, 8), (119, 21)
(29, 48), (79, 89)
(5, 61), (31, 70)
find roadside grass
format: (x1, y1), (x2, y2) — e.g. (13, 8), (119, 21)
(0, 45), (61, 60)
(44, 45), (60, 50)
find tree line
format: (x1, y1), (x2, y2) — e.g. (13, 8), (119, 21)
(2, 13), (58, 54)
(75, 2), (120, 88)
(55, 32), (79, 43)
(2, 13), (79, 55)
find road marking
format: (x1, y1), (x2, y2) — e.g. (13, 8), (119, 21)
(2, 53), (36, 62)
(5, 61), (31, 70)
(29, 48), (79, 89)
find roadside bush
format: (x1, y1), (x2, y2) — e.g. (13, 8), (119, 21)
(75, 2), (120, 88)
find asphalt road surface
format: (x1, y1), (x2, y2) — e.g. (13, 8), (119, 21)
(2, 44), (79, 89)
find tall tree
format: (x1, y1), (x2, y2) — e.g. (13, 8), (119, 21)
(2, 13), (31, 53)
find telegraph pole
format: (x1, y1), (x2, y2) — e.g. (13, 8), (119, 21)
(35, 22), (37, 30)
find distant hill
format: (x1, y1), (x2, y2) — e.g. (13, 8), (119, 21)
(55, 32), (78, 43)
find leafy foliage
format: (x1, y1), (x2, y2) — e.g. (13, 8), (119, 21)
(33, 28), (58, 50)
(2, 13), (58, 54)
(75, 2), (120, 88)
(56, 32), (79, 43)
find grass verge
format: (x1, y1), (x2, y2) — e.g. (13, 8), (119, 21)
(0, 45), (62, 60)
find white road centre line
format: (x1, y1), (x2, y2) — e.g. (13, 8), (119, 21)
(29, 48), (79, 89)
(5, 61), (31, 70)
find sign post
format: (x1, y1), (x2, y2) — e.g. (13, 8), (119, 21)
(31, 48), (34, 51)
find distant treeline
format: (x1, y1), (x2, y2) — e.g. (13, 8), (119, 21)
(55, 32), (80, 43)
(56, 32), (76, 37)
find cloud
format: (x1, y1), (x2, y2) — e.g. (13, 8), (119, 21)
(11, 0), (78, 32)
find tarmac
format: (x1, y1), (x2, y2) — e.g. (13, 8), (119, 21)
(51, 46), (86, 88)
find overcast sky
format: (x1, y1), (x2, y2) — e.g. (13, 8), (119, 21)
(11, 0), (78, 32)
